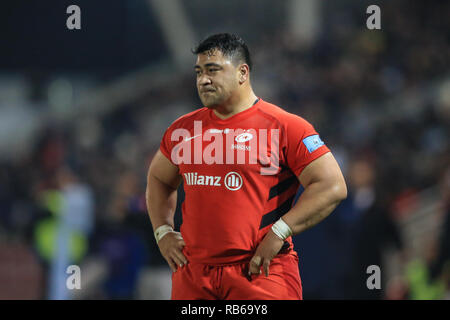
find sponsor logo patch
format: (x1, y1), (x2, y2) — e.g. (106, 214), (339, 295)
(302, 135), (324, 153)
(183, 171), (243, 191)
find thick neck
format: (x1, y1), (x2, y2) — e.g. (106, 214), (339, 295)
(212, 88), (258, 120)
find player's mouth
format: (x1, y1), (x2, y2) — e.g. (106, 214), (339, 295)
(201, 88), (215, 94)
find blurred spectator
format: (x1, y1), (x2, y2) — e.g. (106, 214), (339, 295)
(429, 165), (450, 297)
(47, 167), (94, 300)
(91, 170), (149, 299)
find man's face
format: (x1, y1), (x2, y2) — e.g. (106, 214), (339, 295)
(195, 49), (240, 108)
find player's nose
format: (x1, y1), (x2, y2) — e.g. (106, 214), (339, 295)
(198, 74), (212, 86)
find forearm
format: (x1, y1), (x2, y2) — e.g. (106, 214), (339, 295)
(146, 173), (178, 231)
(282, 180), (346, 235)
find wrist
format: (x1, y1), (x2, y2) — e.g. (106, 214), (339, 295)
(154, 224), (174, 244)
(271, 218), (293, 241)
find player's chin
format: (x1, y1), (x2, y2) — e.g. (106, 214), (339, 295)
(201, 97), (220, 108)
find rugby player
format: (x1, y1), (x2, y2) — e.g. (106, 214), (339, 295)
(146, 33), (347, 299)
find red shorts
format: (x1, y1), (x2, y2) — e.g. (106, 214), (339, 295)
(171, 251), (302, 300)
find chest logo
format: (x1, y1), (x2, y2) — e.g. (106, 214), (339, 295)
(224, 172), (243, 191)
(235, 132), (254, 143)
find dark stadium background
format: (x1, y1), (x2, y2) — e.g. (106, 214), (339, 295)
(0, 0), (449, 299)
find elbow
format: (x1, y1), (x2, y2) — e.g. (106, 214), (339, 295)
(339, 183), (348, 202)
(331, 180), (348, 204)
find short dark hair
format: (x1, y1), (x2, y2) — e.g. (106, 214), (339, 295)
(192, 33), (252, 71)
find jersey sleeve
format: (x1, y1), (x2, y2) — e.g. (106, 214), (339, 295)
(284, 115), (330, 177)
(159, 125), (177, 165)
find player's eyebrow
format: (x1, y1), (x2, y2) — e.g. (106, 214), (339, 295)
(194, 63), (222, 69)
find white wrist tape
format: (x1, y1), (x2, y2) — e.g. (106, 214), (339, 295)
(271, 218), (293, 240)
(154, 224), (174, 244)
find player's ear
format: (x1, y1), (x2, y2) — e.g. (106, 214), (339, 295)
(238, 64), (249, 84)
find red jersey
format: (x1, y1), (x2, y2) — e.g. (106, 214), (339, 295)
(159, 98), (330, 265)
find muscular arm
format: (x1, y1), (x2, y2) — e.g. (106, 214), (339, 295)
(282, 152), (347, 235)
(249, 152), (347, 276)
(146, 150), (186, 271)
(146, 150), (181, 230)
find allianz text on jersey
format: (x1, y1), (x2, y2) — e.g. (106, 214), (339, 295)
(183, 171), (243, 191)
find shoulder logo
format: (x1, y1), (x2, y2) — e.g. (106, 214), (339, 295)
(302, 135), (324, 153)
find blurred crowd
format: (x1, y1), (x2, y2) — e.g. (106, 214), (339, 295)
(0, 1), (449, 299)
